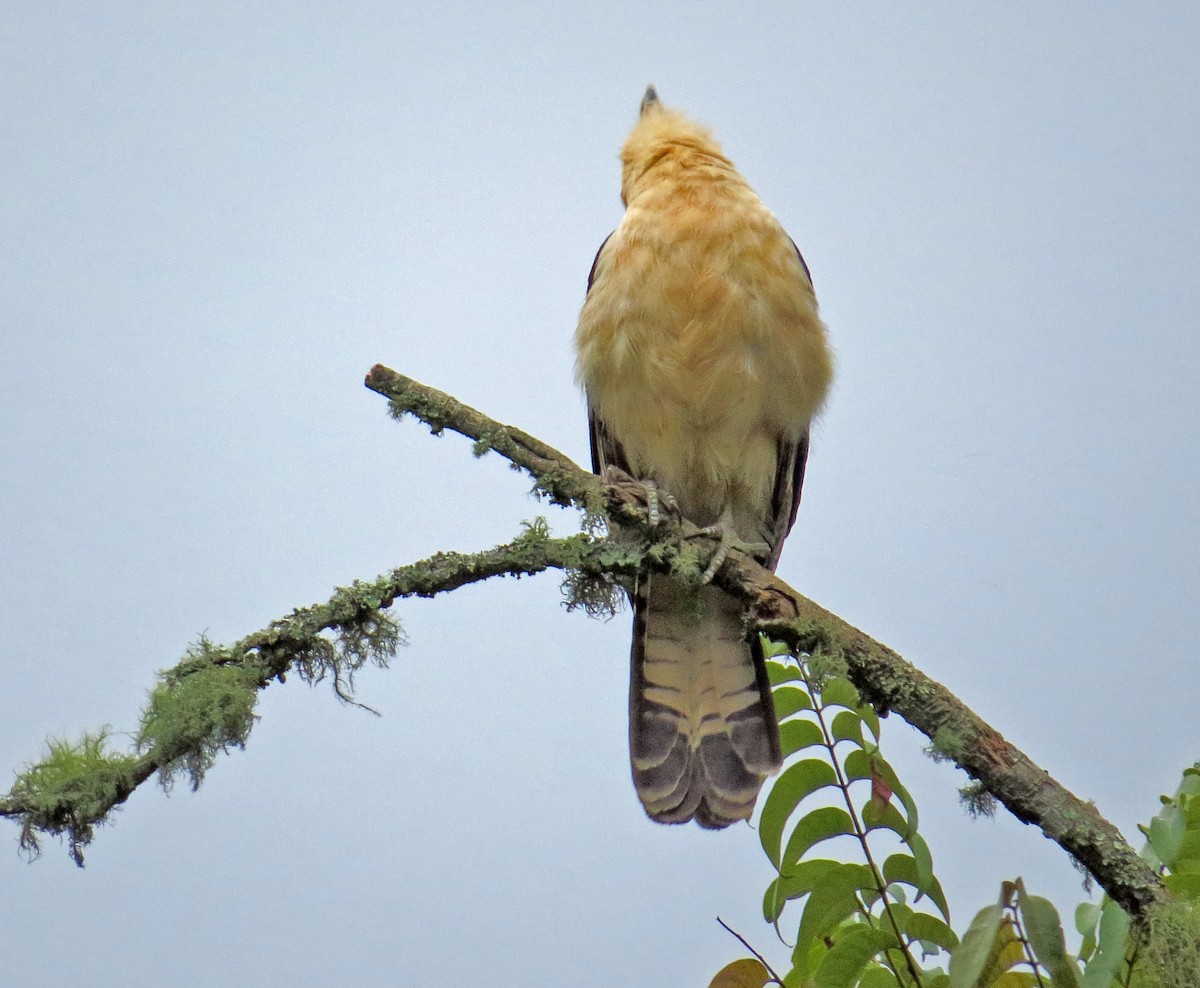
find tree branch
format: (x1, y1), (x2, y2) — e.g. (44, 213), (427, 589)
(364, 363), (1167, 918)
(0, 526), (632, 863)
(1, 363), (1165, 923)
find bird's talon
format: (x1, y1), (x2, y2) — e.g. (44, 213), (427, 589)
(694, 517), (770, 584)
(601, 469), (676, 526)
(699, 544), (729, 584)
(644, 480), (661, 525)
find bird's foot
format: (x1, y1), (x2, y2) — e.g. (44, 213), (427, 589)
(694, 507), (769, 584)
(640, 479), (679, 526)
(602, 468), (677, 526)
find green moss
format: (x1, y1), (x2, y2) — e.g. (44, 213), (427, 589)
(667, 539), (707, 584)
(259, 582), (406, 706)
(755, 617), (839, 658)
(1135, 900), (1200, 988)
(517, 516), (551, 543)
(387, 389), (452, 436)
(10, 731), (139, 865)
(560, 569), (625, 619)
(806, 643), (849, 690)
(959, 780), (998, 819)
(928, 726), (968, 763)
(137, 643), (261, 790)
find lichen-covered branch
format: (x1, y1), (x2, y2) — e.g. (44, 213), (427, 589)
(365, 363), (606, 514)
(363, 363), (1167, 918)
(1, 364), (1166, 922)
(0, 522), (635, 864)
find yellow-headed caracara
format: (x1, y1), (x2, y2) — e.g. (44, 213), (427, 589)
(575, 88), (833, 828)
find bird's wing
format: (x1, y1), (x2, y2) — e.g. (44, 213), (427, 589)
(762, 240), (818, 571)
(584, 232), (630, 478)
(766, 428), (810, 571)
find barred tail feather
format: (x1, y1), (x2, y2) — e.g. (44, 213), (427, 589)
(629, 575), (782, 828)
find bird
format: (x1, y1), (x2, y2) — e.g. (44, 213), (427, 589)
(575, 87), (834, 828)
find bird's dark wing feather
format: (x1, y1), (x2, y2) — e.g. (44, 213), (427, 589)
(587, 232), (613, 291)
(766, 429), (810, 572)
(584, 232), (630, 478)
(791, 237), (814, 289)
(588, 409), (633, 477)
(763, 239), (817, 571)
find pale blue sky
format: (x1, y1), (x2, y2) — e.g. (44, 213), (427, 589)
(3, 5), (1198, 986)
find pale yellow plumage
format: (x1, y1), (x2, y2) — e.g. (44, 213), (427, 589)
(577, 89), (833, 827)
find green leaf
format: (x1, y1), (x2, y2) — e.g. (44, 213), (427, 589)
(1081, 899), (1130, 988)
(909, 832), (937, 899)
(885, 900), (914, 934)
(819, 678), (861, 710)
(866, 967), (926, 988)
(764, 859), (842, 923)
(760, 759), (840, 868)
(854, 969), (889, 988)
(1097, 896), (1131, 944)
(1181, 793), (1200, 828)
(1075, 901), (1100, 962)
(883, 852), (951, 922)
(949, 904), (1005, 988)
(1181, 767), (1200, 797)
(774, 685), (814, 719)
(779, 719), (824, 757)
(857, 967), (904, 988)
(859, 703), (881, 742)
(708, 958), (773, 988)
(1174, 829), (1200, 869)
(869, 755), (921, 835)
(761, 637), (793, 659)
(1016, 886), (1081, 988)
(768, 661), (805, 686)
(1149, 803), (1187, 868)
(830, 710), (865, 748)
(813, 924), (899, 988)
(862, 796), (911, 841)
(793, 864), (875, 975)
(781, 806), (856, 870)
(904, 912), (959, 951)
(1074, 901), (1102, 937)
(1163, 871), (1200, 899)
(795, 935), (832, 985)
(843, 748), (871, 781)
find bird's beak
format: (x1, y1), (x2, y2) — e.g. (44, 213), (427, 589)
(640, 85), (660, 116)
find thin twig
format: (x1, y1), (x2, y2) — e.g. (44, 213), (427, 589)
(716, 916), (785, 986)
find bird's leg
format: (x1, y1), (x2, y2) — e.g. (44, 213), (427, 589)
(640, 479), (680, 526)
(694, 503), (770, 584)
(602, 467), (678, 526)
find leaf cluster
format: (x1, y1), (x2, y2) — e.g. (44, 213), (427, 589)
(1071, 763), (1200, 988)
(921, 763), (1200, 988)
(752, 643), (955, 987)
(712, 653), (1200, 988)
(950, 879), (1079, 987)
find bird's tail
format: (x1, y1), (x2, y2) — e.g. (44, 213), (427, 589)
(629, 574), (782, 828)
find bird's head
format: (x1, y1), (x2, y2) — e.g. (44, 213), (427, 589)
(619, 87), (731, 205)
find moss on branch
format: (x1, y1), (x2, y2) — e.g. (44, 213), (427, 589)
(0, 363), (1168, 922)
(0, 520), (647, 864)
